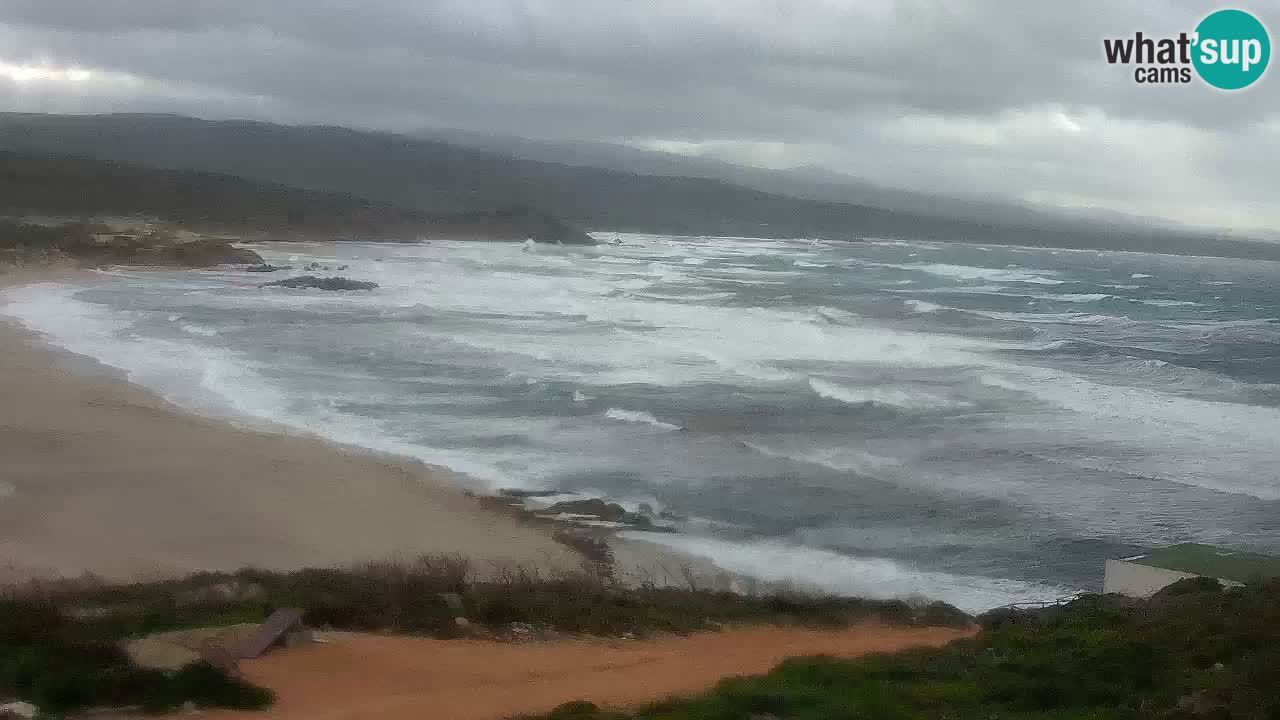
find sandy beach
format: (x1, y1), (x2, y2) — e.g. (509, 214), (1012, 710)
(0, 271), (580, 583)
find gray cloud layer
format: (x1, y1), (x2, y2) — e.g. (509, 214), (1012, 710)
(1, 1), (1277, 234)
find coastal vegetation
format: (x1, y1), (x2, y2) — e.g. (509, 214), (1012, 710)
(0, 220), (263, 270)
(7, 556), (1279, 718)
(527, 577), (1280, 720)
(0, 555), (965, 715)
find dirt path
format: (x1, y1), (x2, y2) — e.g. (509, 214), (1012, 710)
(193, 623), (972, 720)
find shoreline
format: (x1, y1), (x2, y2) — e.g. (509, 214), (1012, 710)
(0, 265), (1066, 608)
(0, 269), (588, 584)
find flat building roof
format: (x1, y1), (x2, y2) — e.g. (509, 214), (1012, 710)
(1126, 543), (1280, 584)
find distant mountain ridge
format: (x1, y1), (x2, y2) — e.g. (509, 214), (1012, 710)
(1, 112), (1277, 261)
(0, 151), (594, 244)
(414, 127), (1137, 230)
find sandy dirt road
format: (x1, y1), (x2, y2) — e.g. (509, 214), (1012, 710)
(193, 623), (972, 720)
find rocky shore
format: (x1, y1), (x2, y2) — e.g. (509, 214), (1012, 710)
(1, 221), (264, 271)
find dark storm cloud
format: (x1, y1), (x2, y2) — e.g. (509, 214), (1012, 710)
(1, 1), (1277, 232)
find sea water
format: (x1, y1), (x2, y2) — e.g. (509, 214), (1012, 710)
(4, 234), (1278, 612)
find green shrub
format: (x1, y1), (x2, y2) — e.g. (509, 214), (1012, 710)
(0, 602), (272, 715)
(523, 579), (1280, 720)
(3, 555), (965, 715)
(141, 663), (273, 713)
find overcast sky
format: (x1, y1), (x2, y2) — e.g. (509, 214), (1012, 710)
(1, 1), (1277, 235)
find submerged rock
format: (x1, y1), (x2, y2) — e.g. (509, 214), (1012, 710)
(498, 488), (563, 499)
(546, 498), (629, 522)
(261, 275), (378, 291)
(542, 498), (675, 531)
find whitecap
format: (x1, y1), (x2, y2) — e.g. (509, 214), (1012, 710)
(621, 533), (1075, 613)
(1139, 299), (1200, 308)
(880, 262), (1064, 285)
(808, 378), (955, 411)
(1039, 293), (1116, 303)
(604, 408), (682, 431)
(903, 299), (944, 314)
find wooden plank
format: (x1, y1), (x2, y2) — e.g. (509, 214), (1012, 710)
(239, 607), (305, 659)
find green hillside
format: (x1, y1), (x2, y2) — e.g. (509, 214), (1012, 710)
(0, 151), (592, 244)
(2, 113), (1277, 260)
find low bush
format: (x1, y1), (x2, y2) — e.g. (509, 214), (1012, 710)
(2, 555), (966, 715)
(522, 578), (1280, 720)
(0, 598), (271, 715)
(13, 556), (965, 643)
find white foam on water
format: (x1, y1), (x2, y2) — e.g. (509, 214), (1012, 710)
(630, 291), (736, 302)
(0, 282), (545, 491)
(872, 262), (1064, 285)
(621, 533), (1075, 613)
(357, 247), (1002, 389)
(604, 408), (682, 431)
(7, 236), (1276, 606)
(1141, 299), (1200, 308)
(1131, 273), (1153, 279)
(1, 283), (291, 421)
(981, 364), (1280, 500)
(808, 378), (958, 411)
(903, 299), (944, 313)
(1040, 293), (1116, 303)
(742, 441), (904, 476)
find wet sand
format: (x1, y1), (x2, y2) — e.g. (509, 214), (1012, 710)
(0, 271), (580, 582)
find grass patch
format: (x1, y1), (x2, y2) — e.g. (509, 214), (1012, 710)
(522, 577), (1280, 719)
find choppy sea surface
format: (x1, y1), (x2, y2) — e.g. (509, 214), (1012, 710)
(4, 234), (1279, 612)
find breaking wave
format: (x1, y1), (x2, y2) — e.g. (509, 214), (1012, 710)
(604, 408), (682, 431)
(622, 533), (1075, 613)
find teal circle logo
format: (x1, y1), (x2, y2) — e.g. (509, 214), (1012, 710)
(1192, 9), (1270, 90)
